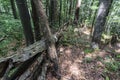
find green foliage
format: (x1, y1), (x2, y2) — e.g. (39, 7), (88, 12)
(116, 54), (120, 58)
(0, 14), (23, 56)
(105, 0), (120, 38)
(104, 59), (120, 72)
(105, 76), (110, 80)
(60, 26), (75, 46)
(0, 0), (11, 13)
(84, 48), (94, 54)
(84, 57), (93, 63)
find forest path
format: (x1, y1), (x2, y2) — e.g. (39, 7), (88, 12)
(46, 27), (120, 80)
(46, 45), (120, 80)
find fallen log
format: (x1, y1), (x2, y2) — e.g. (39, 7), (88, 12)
(18, 53), (45, 80)
(0, 40), (46, 79)
(0, 20), (69, 79)
(0, 60), (10, 78)
(7, 52), (43, 80)
(0, 40), (46, 63)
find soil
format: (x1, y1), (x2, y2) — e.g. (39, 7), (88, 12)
(46, 45), (120, 80)
(46, 27), (120, 80)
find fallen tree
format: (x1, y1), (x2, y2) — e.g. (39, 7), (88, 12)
(0, 21), (69, 80)
(0, 40), (46, 80)
(0, 0), (69, 79)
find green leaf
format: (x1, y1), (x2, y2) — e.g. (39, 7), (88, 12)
(105, 76), (109, 80)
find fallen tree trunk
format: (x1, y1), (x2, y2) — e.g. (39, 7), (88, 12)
(18, 53), (45, 80)
(0, 21), (68, 79)
(33, 0), (62, 79)
(0, 40), (46, 63)
(0, 40), (46, 79)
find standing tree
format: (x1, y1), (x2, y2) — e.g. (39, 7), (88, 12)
(16, 0), (34, 46)
(49, 0), (59, 27)
(31, 0), (41, 41)
(10, 0), (18, 19)
(33, 0), (59, 78)
(92, 0), (113, 48)
(74, 0), (82, 24)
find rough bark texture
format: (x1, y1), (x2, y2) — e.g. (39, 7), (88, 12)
(10, 0), (18, 19)
(32, 2), (60, 78)
(31, 0), (41, 41)
(0, 40), (46, 80)
(33, 0), (58, 62)
(16, 0), (34, 46)
(0, 21), (68, 80)
(92, 0), (113, 45)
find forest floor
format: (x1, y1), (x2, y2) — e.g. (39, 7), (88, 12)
(46, 27), (120, 80)
(3, 26), (120, 80)
(46, 45), (120, 80)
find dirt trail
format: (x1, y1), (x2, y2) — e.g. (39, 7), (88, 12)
(46, 27), (120, 80)
(46, 45), (120, 80)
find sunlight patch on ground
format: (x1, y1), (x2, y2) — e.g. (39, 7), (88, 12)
(64, 48), (72, 57)
(69, 63), (80, 76)
(74, 28), (91, 35)
(69, 63), (86, 80)
(85, 50), (109, 60)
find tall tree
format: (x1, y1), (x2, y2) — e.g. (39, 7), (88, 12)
(16, 0), (34, 46)
(10, 0), (18, 19)
(33, 0), (59, 78)
(31, 0), (41, 41)
(74, 0), (82, 24)
(49, 0), (58, 27)
(92, 0), (113, 47)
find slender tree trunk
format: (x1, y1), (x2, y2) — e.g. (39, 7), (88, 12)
(59, 0), (62, 26)
(16, 0), (34, 46)
(10, 0), (18, 19)
(49, 0), (58, 26)
(31, 0), (41, 41)
(69, 0), (72, 15)
(92, 0), (113, 45)
(74, 0), (82, 24)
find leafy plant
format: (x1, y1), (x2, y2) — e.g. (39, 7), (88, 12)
(0, 14), (23, 56)
(84, 48), (94, 54)
(104, 60), (120, 72)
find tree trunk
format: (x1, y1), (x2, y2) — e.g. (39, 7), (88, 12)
(10, 0), (18, 19)
(92, 0), (113, 46)
(74, 0), (82, 24)
(31, 0), (41, 41)
(16, 0), (34, 46)
(33, 0), (59, 78)
(49, 0), (58, 27)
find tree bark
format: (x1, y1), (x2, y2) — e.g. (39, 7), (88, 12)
(33, 0), (59, 78)
(49, 0), (58, 27)
(16, 0), (34, 46)
(10, 0), (18, 19)
(74, 0), (82, 24)
(92, 0), (113, 45)
(0, 22), (68, 79)
(31, 0), (41, 41)
(0, 40), (46, 80)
